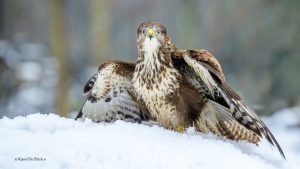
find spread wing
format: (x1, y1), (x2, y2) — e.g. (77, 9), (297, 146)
(172, 49), (285, 159)
(76, 60), (148, 123)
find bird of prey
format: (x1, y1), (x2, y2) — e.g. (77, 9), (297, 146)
(132, 21), (285, 158)
(75, 60), (148, 123)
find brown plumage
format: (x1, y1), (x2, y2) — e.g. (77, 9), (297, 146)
(76, 21), (284, 159)
(132, 21), (285, 159)
(179, 49), (285, 158)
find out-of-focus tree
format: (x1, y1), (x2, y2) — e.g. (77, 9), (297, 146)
(89, 0), (111, 66)
(0, 0), (3, 38)
(49, 0), (69, 117)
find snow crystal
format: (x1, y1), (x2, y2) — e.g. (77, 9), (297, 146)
(0, 110), (299, 169)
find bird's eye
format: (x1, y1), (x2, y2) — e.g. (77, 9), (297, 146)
(157, 31), (160, 35)
(142, 30), (145, 34)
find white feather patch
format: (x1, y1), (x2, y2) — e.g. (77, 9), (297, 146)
(82, 88), (140, 122)
(143, 38), (160, 55)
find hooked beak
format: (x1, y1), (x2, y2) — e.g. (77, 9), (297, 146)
(147, 29), (154, 40)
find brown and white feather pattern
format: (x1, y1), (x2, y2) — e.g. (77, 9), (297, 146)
(176, 49), (285, 158)
(133, 21), (284, 158)
(76, 60), (143, 123)
(172, 54), (260, 144)
(194, 100), (260, 144)
(133, 37), (184, 129)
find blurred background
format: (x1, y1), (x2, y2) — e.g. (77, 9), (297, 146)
(0, 0), (299, 118)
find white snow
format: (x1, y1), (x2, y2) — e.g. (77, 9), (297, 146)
(0, 108), (299, 169)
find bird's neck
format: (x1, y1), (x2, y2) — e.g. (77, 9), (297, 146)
(132, 45), (181, 97)
(135, 46), (173, 78)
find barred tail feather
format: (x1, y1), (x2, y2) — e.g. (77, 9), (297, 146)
(195, 100), (260, 144)
(218, 82), (286, 159)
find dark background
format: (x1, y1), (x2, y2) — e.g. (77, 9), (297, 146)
(0, 0), (299, 118)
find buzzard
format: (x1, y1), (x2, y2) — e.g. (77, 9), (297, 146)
(132, 21), (285, 158)
(75, 52), (227, 125)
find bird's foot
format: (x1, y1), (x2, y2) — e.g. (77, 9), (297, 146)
(175, 125), (186, 133)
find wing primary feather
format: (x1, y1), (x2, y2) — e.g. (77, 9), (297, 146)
(83, 73), (98, 95)
(266, 128), (286, 159)
(214, 70), (286, 159)
(75, 111), (82, 120)
(75, 99), (87, 120)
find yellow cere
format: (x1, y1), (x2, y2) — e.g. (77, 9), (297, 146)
(147, 29), (154, 35)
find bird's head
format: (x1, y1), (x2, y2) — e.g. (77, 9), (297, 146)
(136, 21), (170, 53)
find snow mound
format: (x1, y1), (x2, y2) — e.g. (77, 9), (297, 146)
(0, 112), (299, 169)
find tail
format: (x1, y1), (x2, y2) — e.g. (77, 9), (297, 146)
(218, 82), (286, 159)
(195, 100), (260, 144)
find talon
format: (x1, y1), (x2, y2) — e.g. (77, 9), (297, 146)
(175, 126), (186, 133)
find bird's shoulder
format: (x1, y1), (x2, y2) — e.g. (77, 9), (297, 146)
(98, 59), (136, 77)
(172, 49), (225, 80)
